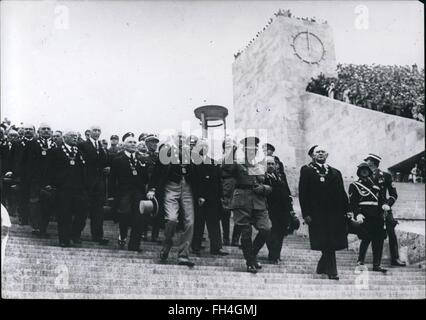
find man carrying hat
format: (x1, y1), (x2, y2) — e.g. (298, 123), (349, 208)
(364, 153), (406, 267)
(298, 145), (349, 280)
(147, 132), (199, 267)
(229, 136), (272, 273)
(1, 129), (20, 216)
(110, 136), (149, 252)
(348, 162), (387, 273)
(143, 134), (161, 242)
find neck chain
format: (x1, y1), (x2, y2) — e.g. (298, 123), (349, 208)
(38, 138), (55, 156)
(62, 145), (85, 166)
(309, 163), (329, 182)
(128, 153), (139, 176)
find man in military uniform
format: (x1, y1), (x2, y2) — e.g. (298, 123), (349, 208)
(220, 137), (238, 246)
(364, 153), (406, 267)
(229, 137), (272, 273)
(108, 135), (120, 158)
(348, 162), (388, 273)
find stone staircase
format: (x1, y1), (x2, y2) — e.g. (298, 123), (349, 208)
(2, 218), (425, 299)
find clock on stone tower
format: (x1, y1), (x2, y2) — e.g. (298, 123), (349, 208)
(291, 30), (326, 64)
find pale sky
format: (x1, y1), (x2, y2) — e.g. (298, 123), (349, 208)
(1, 0), (424, 140)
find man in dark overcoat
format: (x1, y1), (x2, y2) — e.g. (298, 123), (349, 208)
(191, 139), (228, 256)
(47, 130), (88, 247)
(109, 135), (149, 252)
(298, 145), (349, 280)
(78, 125), (109, 245)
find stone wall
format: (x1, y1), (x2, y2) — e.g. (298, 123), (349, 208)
(302, 92), (425, 180)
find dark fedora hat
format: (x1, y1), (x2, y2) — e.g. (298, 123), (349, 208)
(139, 197), (159, 217)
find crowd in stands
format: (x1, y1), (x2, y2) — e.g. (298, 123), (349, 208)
(306, 63), (425, 121)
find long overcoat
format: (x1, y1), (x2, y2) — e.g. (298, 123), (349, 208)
(298, 163), (349, 251)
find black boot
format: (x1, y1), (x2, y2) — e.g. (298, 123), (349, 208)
(231, 224), (241, 246)
(358, 240), (370, 265)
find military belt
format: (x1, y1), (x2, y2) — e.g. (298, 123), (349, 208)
(359, 201), (378, 206)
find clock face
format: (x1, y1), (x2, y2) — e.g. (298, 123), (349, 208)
(291, 31), (325, 64)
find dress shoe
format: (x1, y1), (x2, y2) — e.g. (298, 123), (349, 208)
(32, 229), (41, 235)
(160, 247), (170, 261)
(95, 238), (109, 245)
(357, 261), (364, 266)
(246, 264), (258, 274)
(151, 237), (161, 243)
(211, 249), (229, 256)
(72, 238), (82, 245)
(373, 266), (388, 273)
(328, 274), (339, 280)
(59, 242), (70, 248)
(39, 232), (50, 239)
(128, 247), (142, 253)
(19, 219), (29, 226)
(118, 239), (126, 249)
(191, 249), (201, 256)
(230, 241), (239, 247)
(178, 258), (195, 267)
(268, 259), (280, 264)
(391, 259), (406, 267)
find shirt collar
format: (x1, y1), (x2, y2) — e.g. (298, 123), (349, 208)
(124, 151), (135, 158)
(89, 137), (98, 146)
(64, 143), (73, 151)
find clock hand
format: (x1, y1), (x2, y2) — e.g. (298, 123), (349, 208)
(306, 30), (310, 54)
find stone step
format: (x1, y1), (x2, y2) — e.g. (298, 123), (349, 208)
(2, 284), (424, 300)
(3, 253), (399, 270)
(3, 276), (424, 292)
(2, 241), (406, 261)
(3, 270), (424, 286)
(4, 215), (424, 299)
(3, 260), (423, 278)
(3, 290), (423, 300)
(3, 259), (422, 276)
(4, 237), (384, 257)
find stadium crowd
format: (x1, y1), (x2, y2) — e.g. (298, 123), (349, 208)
(306, 63), (425, 121)
(0, 118), (408, 277)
